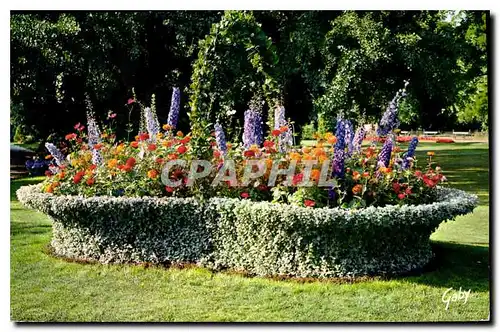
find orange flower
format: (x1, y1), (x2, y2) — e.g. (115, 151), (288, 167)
(226, 143), (233, 150)
(86, 177), (95, 186)
(427, 151), (435, 156)
(162, 140), (173, 148)
(176, 131), (184, 137)
(362, 171), (370, 178)
(310, 169), (321, 182)
(45, 155), (52, 160)
(352, 184), (363, 195)
(147, 169), (159, 179)
(163, 124), (172, 131)
(302, 147), (311, 154)
(65, 133), (77, 140)
(279, 126), (289, 133)
(327, 136), (337, 145)
(167, 153), (178, 160)
(107, 159), (118, 168)
(289, 152), (301, 161)
(93, 143), (103, 150)
(352, 171), (361, 180)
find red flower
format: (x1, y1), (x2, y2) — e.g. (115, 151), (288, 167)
(405, 187), (412, 195)
(89, 165), (97, 171)
(292, 173), (304, 186)
(165, 186), (174, 193)
(257, 184), (268, 191)
(304, 199), (316, 207)
(73, 174), (83, 184)
(126, 157), (136, 167)
(423, 176), (435, 188)
(127, 98), (135, 105)
(362, 171), (370, 178)
(414, 170), (423, 178)
(243, 150), (255, 158)
(263, 140), (274, 148)
(44, 170), (52, 177)
(213, 150), (221, 158)
(398, 193), (406, 200)
(180, 136), (191, 144)
(392, 182), (401, 193)
(86, 177), (95, 186)
(122, 165), (132, 172)
(271, 129), (281, 137)
(240, 192), (250, 199)
(156, 157), (164, 164)
(130, 141), (139, 148)
(93, 143), (103, 150)
(148, 143), (157, 151)
(65, 133), (77, 140)
(138, 133), (150, 141)
(177, 145), (187, 154)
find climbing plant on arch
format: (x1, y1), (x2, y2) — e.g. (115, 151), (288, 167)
(188, 11), (281, 156)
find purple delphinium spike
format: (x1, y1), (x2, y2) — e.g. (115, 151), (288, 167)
(352, 126), (366, 154)
(274, 105), (293, 152)
(167, 87), (180, 129)
(377, 81), (409, 137)
(377, 135), (394, 168)
(214, 123), (228, 155)
(402, 136), (419, 170)
(86, 111), (103, 165)
(45, 143), (66, 167)
(332, 117), (346, 178)
(344, 120), (354, 157)
(144, 107), (160, 142)
(243, 109), (263, 148)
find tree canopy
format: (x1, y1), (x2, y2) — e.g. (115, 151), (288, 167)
(10, 10), (488, 144)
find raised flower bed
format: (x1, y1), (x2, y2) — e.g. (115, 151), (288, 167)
(17, 83), (478, 278)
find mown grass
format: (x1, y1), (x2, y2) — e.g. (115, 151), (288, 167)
(10, 143), (490, 322)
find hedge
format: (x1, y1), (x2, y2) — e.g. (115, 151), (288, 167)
(17, 184), (478, 278)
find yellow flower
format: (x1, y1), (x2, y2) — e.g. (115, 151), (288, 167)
(427, 151), (435, 156)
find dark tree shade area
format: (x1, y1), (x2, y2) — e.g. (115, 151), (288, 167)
(10, 10), (488, 145)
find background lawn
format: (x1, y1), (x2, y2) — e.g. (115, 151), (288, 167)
(10, 142), (490, 322)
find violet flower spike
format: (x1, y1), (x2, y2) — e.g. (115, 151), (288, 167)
(344, 120), (354, 157)
(274, 105), (293, 152)
(377, 135), (394, 168)
(332, 117), (346, 178)
(167, 87), (181, 129)
(243, 109), (263, 148)
(402, 136), (419, 169)
(144, 107), (160, 142)
(44, 143), (66, 167)
(214, 123), (228, 155)
(352, 126), (366, 154)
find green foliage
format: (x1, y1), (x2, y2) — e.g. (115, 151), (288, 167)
(188, 10), (280, 153)
(299, 121), (316, 141)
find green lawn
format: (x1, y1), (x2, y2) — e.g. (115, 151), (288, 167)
(10, 142), (490, 322)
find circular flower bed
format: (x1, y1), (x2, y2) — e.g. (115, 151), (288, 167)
(17, 184), (477, 278)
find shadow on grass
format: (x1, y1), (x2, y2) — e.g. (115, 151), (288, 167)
(401, 241), (490, 293)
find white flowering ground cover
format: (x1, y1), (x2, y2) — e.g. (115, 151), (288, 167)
(10, 142), (489, 322)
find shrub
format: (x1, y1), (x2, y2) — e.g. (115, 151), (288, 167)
(300, 121), (316, 141)
(17, 184), (478, 277)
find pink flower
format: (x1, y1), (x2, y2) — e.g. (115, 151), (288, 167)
(398, 193), (406, 200)
(108, 113), (117, 119)
(127, 98), (135, 105)
(240, 192), (250, 199)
